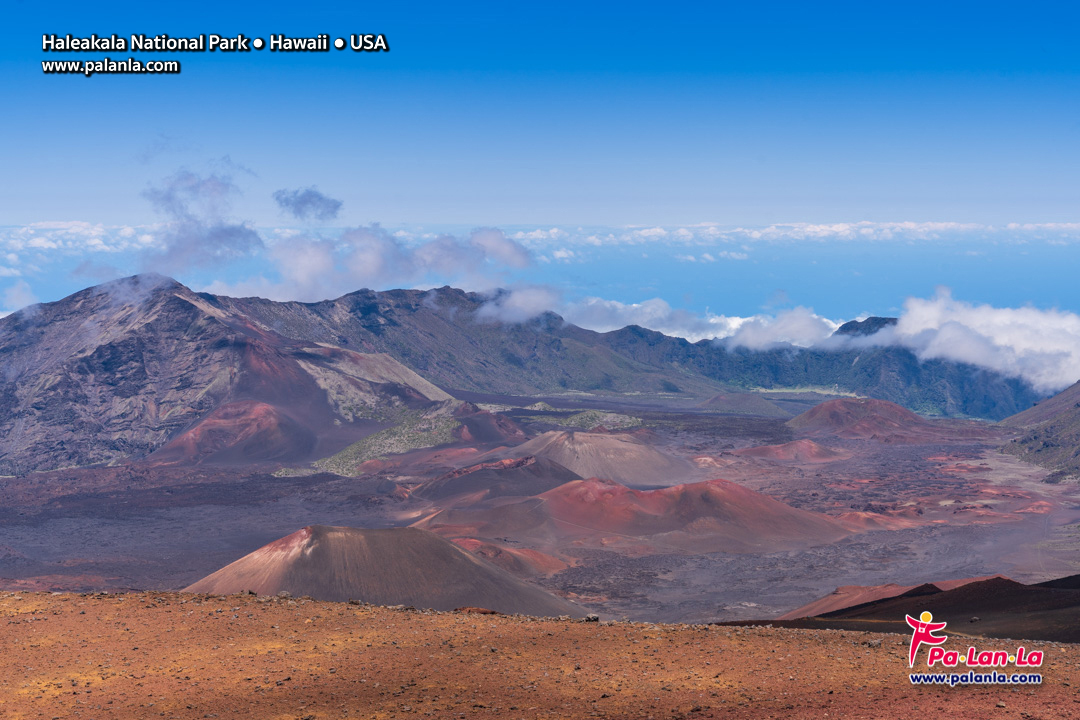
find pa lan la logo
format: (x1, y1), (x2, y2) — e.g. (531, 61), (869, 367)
(905, 611), (1043, 669)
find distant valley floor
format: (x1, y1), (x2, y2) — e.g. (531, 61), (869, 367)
(2, 395), (1079, 623)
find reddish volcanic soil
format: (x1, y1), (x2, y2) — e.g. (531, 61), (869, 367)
(184, 526), (581, 617)
(485, 430), (696, 486)
(538, 478), (849, 551)
(416, 456), (582, 503)
(151, 400), (316, 464)
(733, 439), (852, 463)
(454, 409), (529, 444)
(451, 537), (571, 577)
(0, 395), (1071, 627)
(419, 477), (849, 555)
(2, 591), (1077, 720)
(787, 398), (998, 443)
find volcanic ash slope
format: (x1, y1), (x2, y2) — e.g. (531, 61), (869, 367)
(487, 430), (694, 486)
(185, 525), (583, 617)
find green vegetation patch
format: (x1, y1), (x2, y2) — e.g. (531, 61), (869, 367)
(748, 385), (861, 397)
(271, 467), (321, 478)
(316, 411), (461, 476)
(560, 410), (642, 430)
(516, 408), (643, 430)
(476, 403), (514, 413)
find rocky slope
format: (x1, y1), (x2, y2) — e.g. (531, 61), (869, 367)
(0, 275), (454, 473)
(1002, 381), (1080, 479)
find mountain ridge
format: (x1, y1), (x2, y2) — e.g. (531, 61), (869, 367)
(0, 275), (1045, 473)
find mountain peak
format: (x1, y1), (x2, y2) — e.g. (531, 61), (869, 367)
(184, 525), (583, 615)
(93, 273), (187, 301)
(833, 316), (898, 337)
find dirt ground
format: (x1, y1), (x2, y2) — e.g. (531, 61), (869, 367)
(2, 592), (1078, 719)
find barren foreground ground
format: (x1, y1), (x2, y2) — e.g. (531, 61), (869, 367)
(2, 592), (1078, 720)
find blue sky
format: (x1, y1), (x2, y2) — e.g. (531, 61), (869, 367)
(3, 1), (1080, 391)
(4, 0), (1078, 227)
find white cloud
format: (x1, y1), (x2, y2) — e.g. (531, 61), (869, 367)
(23, 220), (105, 235)
(676, 250), (747, 263)
(206, 225), (533, 302)
(1006, 222), (1080, 232)
(561, 297), (750, 342)
(469, 227), (531, 269)
(477, 284), (1080, 392)
(0, 221), (153, 254)
(469, 291), (843, 349)
(583, 233), (616, 246)
(6, 219), (1079, 265)
(632, 227), (669, 238)
(476, 286), (563, 324)
(725, 221), (988, 242)
(486, 221), (1080, 249)
(724, 307), (839, 349)
(560, 297), (835, 347)
(510, 227), (566, 241)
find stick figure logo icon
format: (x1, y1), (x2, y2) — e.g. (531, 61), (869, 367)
(905, 611), (948, 667)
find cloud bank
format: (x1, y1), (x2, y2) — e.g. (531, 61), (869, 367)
(206, 225), (533, 302)
(560, 297), (839, 348)
(561, 297), (749, 342)
(491, 291), (1080, 394)
(875, 290), (1080, 394)
(476, 286), (563, 324)
(504, 221), (1080, 249)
